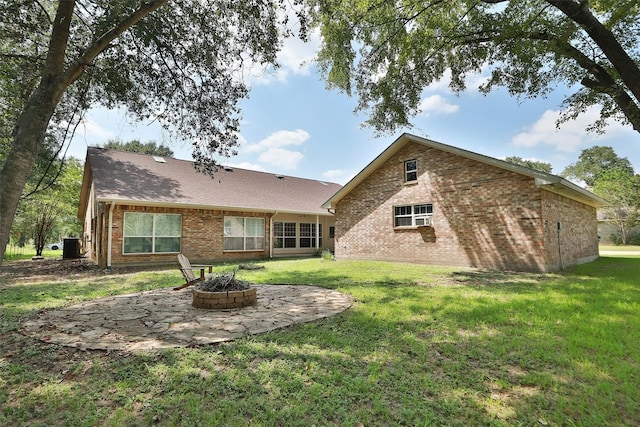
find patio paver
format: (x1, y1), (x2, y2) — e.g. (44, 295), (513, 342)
(21, 285), (352, 352)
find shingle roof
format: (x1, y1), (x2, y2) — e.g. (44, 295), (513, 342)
(83, 147), (341, 215)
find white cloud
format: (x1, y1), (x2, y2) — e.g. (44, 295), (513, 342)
(425, 69), (452, 92)
(425, 68), (491, 93)
(276, 29), (320, 76)
(511, 106), (634, 153)
(67, 117), (114, 141)
(258, 147), (304, 170)
(464, 72), (491, 92)
(242, 129), (309, 170)
(245, 129), (309, 153)
(322, 169), (346, 179)
(244, 21), (321, 85)
(230, 162), (266, 172)
(418, 94), (459, 116)
(322, 169), (356, 185)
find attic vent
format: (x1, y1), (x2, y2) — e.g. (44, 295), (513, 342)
(318, 181), (329, 186)
(275, 175), (284, 180)
(152, 156), (166, 163)
(223, 166), (233, 172)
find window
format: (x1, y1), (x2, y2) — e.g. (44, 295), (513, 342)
(224, 217), (265, 251)
(123, 213), (181, 254)
(329, 226), (335, 239)
(394, 204), (433, 227)
(300, 223), (322, 248)
(274, 221), (296, 248)
(405, 159), (417, 182)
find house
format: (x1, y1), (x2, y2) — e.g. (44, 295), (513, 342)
(78, 147), (341, 268)
(322, 133), (608, 272)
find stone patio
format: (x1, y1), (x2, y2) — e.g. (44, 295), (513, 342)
(21, 285), (352, 352)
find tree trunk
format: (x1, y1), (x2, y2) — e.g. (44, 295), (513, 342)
(0, 86), (61, 266)
(546, 0), (640, 105)
(0, 1), (171, 266)
(0, 1), (75, 267)
(0, 0), (169, 266)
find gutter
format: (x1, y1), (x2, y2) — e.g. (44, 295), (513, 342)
(270, 211), (278, 258)
(534, 177), (609, 208)
(94, 197), (333, 216)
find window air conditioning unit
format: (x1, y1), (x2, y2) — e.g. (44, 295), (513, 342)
(415, 216), (432, 227)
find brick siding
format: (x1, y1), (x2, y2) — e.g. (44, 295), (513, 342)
(334, 141), (598, 272)
(96, 205), (271, 267)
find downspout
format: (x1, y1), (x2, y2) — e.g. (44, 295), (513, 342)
(557, 221), (563, 270)
(270, 211), (278, 258)
(106, 201), (115, 271)
(315, 215), (320, 252)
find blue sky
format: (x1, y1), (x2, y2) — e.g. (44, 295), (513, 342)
(68, 32), (640, 185)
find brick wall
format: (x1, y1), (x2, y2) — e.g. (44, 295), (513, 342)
(98, 205), (270, 267)
(541, 191), (599, 270)
(334, 141), (598, 272)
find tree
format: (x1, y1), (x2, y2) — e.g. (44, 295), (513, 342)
(592, 168), (640, 244)
(504, 156), (552, 173)
(9, 157), (84, 253)
(101, 139), (174, 157)
(32, 202), (58, 257)
(561, 146), (634, 186)
(0, 1), (306, 265)
(310, 1), (640, 134)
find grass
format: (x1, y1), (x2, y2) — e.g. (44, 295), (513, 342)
(3, 245), (64, 261)
(599, 244), (640, 252)
(1, 256), (639, 426)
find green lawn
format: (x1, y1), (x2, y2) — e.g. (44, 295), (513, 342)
(2, 244), (67, 261)
(599, 244), (640, 252)
(1, 256), (638, 426)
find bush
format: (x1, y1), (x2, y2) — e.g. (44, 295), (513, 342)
(609, 231), (640, 245)
(610, 233), (624, 245)
(321, 249), (334, 261)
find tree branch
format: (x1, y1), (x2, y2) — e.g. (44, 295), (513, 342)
(43, 0), (75, 78)
(63, 0), (169, 86)
(545, 0), (640, 105)
(456, 29), (640, 132)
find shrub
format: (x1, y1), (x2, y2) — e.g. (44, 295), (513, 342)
(321, 249), (334, 261)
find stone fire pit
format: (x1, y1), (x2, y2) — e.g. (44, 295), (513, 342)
(192, 271), (256, 309)
(192, 287), (257, 309)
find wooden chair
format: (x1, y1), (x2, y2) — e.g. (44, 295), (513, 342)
(174, 253), (214, 290)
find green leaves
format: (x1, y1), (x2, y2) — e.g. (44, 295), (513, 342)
(592, 167), (640, 244)
(311, 0), (640, 134)
(562, 145), (639, 245)
(561, 145), (634, 186)
(503, 156), (553, 173)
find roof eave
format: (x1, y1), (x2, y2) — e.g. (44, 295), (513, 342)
(535, 177), (609, 208)
(322, 132), (608, 209)
(94, 197), (335, 216)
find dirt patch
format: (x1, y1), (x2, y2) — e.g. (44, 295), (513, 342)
(0, 258), (162, 286)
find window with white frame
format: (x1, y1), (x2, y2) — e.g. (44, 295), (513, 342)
(274, 222), (297, 248)
(123, 212), (181, 254)
(224, 217), (265, 251)
(394, 203), (433, 227)
(405, 159), (417, 182)
(300, 223), (322, 248)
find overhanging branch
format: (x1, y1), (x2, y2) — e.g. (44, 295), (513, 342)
(63, 0), (169, 86)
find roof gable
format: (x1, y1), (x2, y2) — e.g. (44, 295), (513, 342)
(322, 133), (608, 209)
(83, 148), (341, 215)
